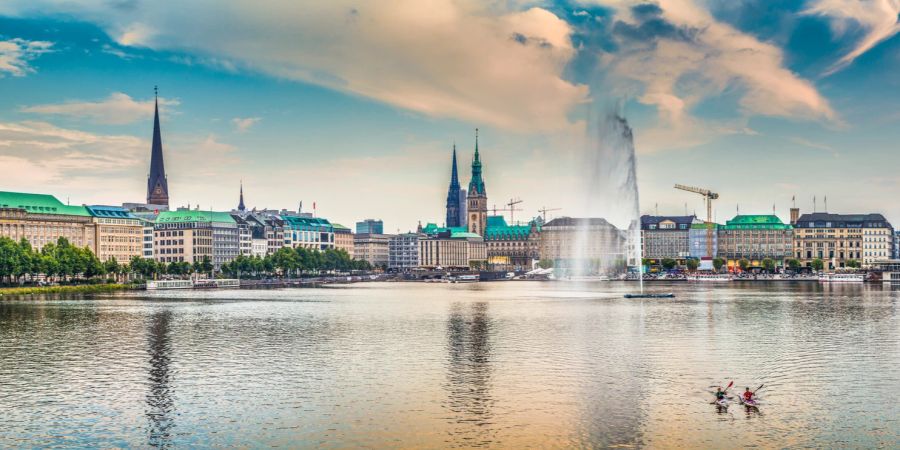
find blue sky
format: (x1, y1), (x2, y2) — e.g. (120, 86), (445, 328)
(0, 0), (898, 229)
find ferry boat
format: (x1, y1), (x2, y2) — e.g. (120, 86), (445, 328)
(447, 274), (479, 283)
(146, 278), (241, 290)
(686, 274), (733, 282)
(818, 273), (864, 283)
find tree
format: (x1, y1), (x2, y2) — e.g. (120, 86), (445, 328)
(762, 258), (775, 272)
(104, 258), (120, 281)
(685, 259), (699, 271)
(538, 259), (554, 269)
(738, 259), (751, 272)
(787, 259), (801, 271)
(661, 258), (676, 270)
(846, 259), (860, 269)
(812, 258), (824, 271)
(713, 258), (725, 272)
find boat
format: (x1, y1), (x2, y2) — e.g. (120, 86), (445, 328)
(448, 274), (479, 283)
(818, 273), (864, 283)
(146, 278), (240, 290)
(624, 293), (675, 298)
(146, 279), (193, 290)
(714, 398), (730, 408)
(686, 274), (732, 282)
(738, 397), (760, 407)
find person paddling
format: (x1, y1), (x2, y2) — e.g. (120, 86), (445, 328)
(715, 387), (727, 401)
(743, 387), (754, 403)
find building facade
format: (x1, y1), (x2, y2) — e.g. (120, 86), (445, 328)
(86, 205), (144, 263)
(483, 215), (541, 270)
(389, 233), (420, 270)
(283, 216), (334, 251)
(539, 217), (626, 273)
(0, 191), (95, 252)
(354, 233), (391, 268)
(466, 130), (488, 236)
(418, 234), (470, 269)
(689, 222), (719, 259)
(356, 219), (384, 235)
(154, 210), (238, 270)
(792, 212), (893, 269)
(640, 215), (695, 261)
(332, 223), (355, 257)
(717, 215), (793, 270)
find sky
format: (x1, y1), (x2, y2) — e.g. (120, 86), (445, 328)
(0, 0), (898, 230)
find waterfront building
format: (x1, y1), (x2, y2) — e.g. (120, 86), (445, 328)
(389, 233), (420, 270)
(445, 145), (464, 228)
(640, 215), (695, 261)
(417, 223), (487, 269)
(282, 216), (334, 251)
(154, 210), (238, 270)
(332, 223), (355, 257)
(140, 218), (154, 258)
(146, 88), (170, 208)
(718, 215), (793, 271)
(86, 205), (144, 262)
(894, 230), (900, 259)
(232, 215), (253, 256)
(483, 215), (541, 270)
(792, 212), (893, 269)
(354, 233), (391, 268)
(466, 129), (488, 236)
(539, 217), (626, 272)
(0, 191), (95, 252)
(689, 222), (719, 259)
(356, 219), (384, 235)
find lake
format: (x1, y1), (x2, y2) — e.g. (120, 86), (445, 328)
(1, 281), (898, 448)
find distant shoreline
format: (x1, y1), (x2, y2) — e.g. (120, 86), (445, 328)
(0, 284), (134, 297)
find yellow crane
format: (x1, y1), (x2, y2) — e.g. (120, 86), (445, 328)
(674, 184), (719, 259)
(507, 198), (523, 224)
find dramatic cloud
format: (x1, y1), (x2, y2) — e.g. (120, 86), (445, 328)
(231, 117), (261, 132)
(0, 38), (52, 76)
(0, 0), (588, 132)
(804, 0), (900, 75)
(20, 92), (178, 125)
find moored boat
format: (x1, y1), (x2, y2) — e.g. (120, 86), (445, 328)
(686, 274), (733, 282)
(818, 273), (864, 283)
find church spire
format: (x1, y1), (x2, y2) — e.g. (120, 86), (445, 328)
(238, 180), (246, 211)
(468, 128), (485, 196)
(146, 86), (170, 207)
(445, 142), (462, 227)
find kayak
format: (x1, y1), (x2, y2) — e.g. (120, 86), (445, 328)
(715, 398), (730, 407)
(739, 397), (760, 407)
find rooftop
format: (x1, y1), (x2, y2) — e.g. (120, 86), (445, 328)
(86, 205), (139, 219)
(484, 215), (539, 240)
(795, 212), (891, 228)
(722, 214), (791, 230)
(156, 210), (237, 224)
(0, 191), (90, 216)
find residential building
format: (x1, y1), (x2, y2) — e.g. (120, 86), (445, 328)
(466, 130), (488, 236)
(0, 191), (95, 252)
(483, 215), (541, 270)
(717, 215), (793, 271)
(332, 223), (355, 257)
(146, 88), (170, 208)
(640, 215), (695, 261)
(86, 205), (144, 263)
(389, 233), (420, 270)
(282, 216), (334, 251)
(356, 219), (384, 235)
(539, 217), (626, 272)
(354, 233), (391, 268)
(154, 210), (238, 270)
(792, 212), (894, 269)
(232, 215), (253, 256)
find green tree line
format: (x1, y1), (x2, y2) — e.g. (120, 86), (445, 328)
(220, 247), (372, 278)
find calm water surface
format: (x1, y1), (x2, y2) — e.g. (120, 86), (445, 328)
(1, 282), (898, 448)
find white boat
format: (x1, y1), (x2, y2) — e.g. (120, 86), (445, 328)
(686, 274), (733, 282)
(146, 278), (240, 290)
(448, 274), (479, 283)
(818, 273), (864, 283)
(146, 279), (193, 290)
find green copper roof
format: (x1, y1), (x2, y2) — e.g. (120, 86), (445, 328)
(484, 215), (539, 240)
(722, 215), (792, 230)
(690, 222), (719, 230)
(331, 223), (350, 231)
(450, 231), (482, 238)
(421, 222), (467, 235)
(0, 191), (90, 216)
(156, 210), (236, 224)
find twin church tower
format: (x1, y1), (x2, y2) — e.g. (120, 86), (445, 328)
(445, 129), (488, 235)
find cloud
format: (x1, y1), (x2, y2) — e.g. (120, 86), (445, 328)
(231, 117), (261, 132)
(0, 38), (52, 77)
(0, 0), (588, 132)
(803, 0), (900, 75)
(101, 43), (139, 59)
(20, 92), (178, 125)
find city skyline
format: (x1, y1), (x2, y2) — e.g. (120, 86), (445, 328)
(1, 1), (899, 229)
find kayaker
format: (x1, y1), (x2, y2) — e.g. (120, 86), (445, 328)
(743, 387), (754, 402)
(715, 387), (727, 401)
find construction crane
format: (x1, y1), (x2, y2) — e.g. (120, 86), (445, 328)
(674, 184), (719, 259)
(507, 198), (523, 224)
(491, 204), (522, 220)
(537, 206), (561, 223)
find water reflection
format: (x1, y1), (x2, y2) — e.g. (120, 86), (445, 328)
(146, 309), (174, 448)
(443, 301), (494, 447)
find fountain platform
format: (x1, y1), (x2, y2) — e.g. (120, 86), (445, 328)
(624, 293), (674, 299)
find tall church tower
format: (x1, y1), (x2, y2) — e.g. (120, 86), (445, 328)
(445, 144), (462, 228)
(146, 86), (170, 207)
(467, 129), (488, 236)
(237, 180), (246, 212)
